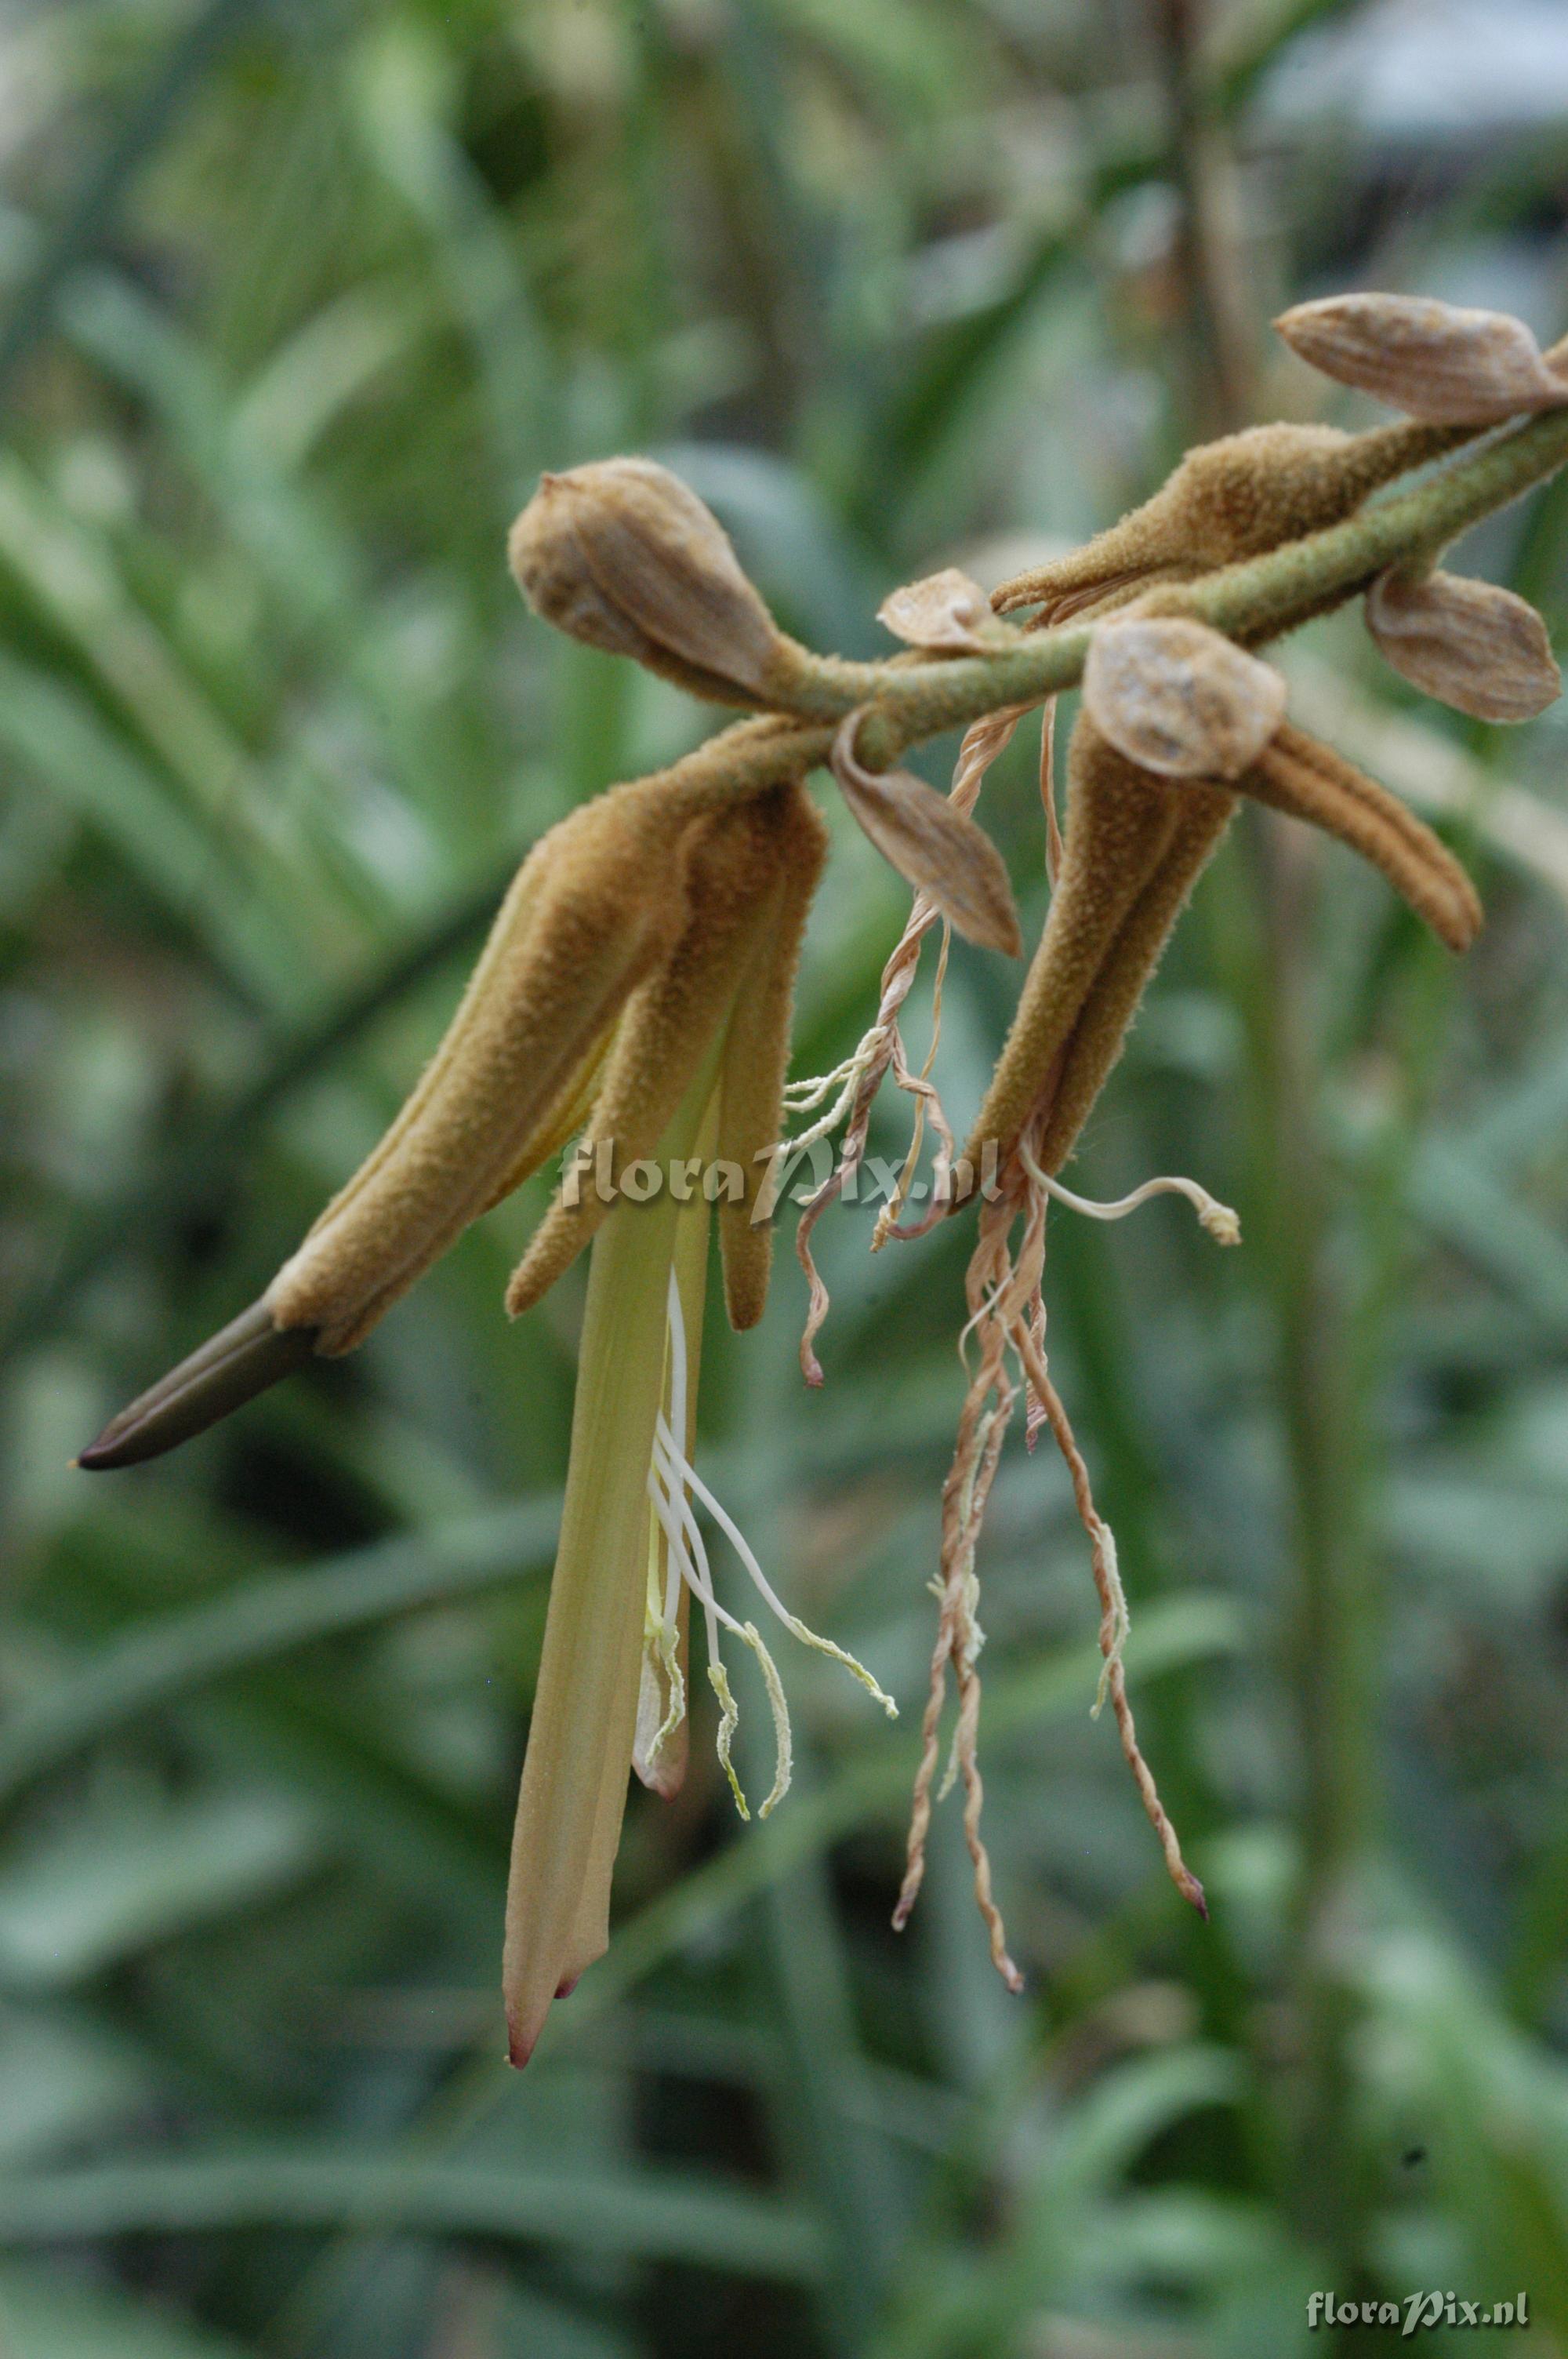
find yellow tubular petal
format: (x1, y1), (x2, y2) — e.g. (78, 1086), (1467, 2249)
(1033, 787), (1236, 1173)
(505, 790), (795, 1320)
(960, 729), (1179, 1171)
(1245, 725), (1482, 954)
(716, 782), (828, 1331)
(503, 1058), (719, 2067)
(266, 788), (691, 1354)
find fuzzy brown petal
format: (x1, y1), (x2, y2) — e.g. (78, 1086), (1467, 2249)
(504, 792), (797, 1317)
(1243, 724), (1482, 954)
(833, 715), (1022, 956)
(1032, 787), (1237, 1173)
(960, 728), (1181, 1168)
(268, 787), (691, 1353)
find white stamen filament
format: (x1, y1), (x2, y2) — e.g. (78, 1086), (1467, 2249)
(781, 1043), (881, 1154)
(1017, 1142), (1240, 1246)
(644, 1271), (896, 1820)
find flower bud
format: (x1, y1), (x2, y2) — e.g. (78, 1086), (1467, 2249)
(1083, 617), (1287, 780)
(509, 458), (789, 705)
(877, 567), (1002, 653)
(1275, 294), (1568, 426)
(993, 423), (1435, 616)
(1367, 567), (1562, 722)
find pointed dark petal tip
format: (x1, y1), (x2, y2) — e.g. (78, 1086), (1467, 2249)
(76, 1299), (318, 1471)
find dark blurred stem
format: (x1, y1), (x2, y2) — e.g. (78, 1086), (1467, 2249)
(1250, 831), (1373, 2266)
(1149, 0), (1254, 438)
(1152, 0), (1368, 2274)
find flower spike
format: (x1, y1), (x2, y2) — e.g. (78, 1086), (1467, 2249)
(74, 343), (1568, 2029)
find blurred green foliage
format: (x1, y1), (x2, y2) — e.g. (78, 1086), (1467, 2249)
(3, 1), (1568, 2352)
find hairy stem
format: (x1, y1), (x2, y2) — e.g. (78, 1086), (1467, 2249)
(650, 405), (1568, 791)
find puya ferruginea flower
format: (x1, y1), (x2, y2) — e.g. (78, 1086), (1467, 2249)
(78, 460), (916, 2065)
(76, 289), (1568, 2026)
(80, 756), (908, 2060)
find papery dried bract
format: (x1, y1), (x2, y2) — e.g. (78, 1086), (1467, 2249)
(1275, 294), (1568, 426)
(1083, 616), (1286, 780)
(832, 717), (1022, 957)
(509, 458), (786, 704)
(877, 567), (999, 653)
(1367, 568), (1562, 723)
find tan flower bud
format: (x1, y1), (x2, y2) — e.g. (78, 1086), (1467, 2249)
(1366, 568), (1561, 723)
(1083, 617), (1287, 780)
(877, 567), (1001, 653)
(831, 715), (1022, 955)
(993, 422), (1443, 616)
(508, 457), (789, 704)
(1275, 294), (1568, 426)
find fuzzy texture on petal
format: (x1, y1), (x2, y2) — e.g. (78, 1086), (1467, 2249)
(266, 784), (699, 1353)
(505, 787), (805, 1318)
(992, 422), (1457, 614)
(1242, 724), (1482, 954)
(961, 728), (1185, 1169)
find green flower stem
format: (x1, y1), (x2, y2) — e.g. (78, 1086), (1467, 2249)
(652, 403), (1568, 801)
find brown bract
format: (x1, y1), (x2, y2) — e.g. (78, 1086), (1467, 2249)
(1083, 616), (1287, 779)
(1367, 566), (1563, 723)
(1276, 293), (1568, 426)
(877, 566), (1004, 653)
(831, 714), (1022, 956)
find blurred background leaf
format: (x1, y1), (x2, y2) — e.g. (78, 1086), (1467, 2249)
(3, 1), (1568, 2353)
